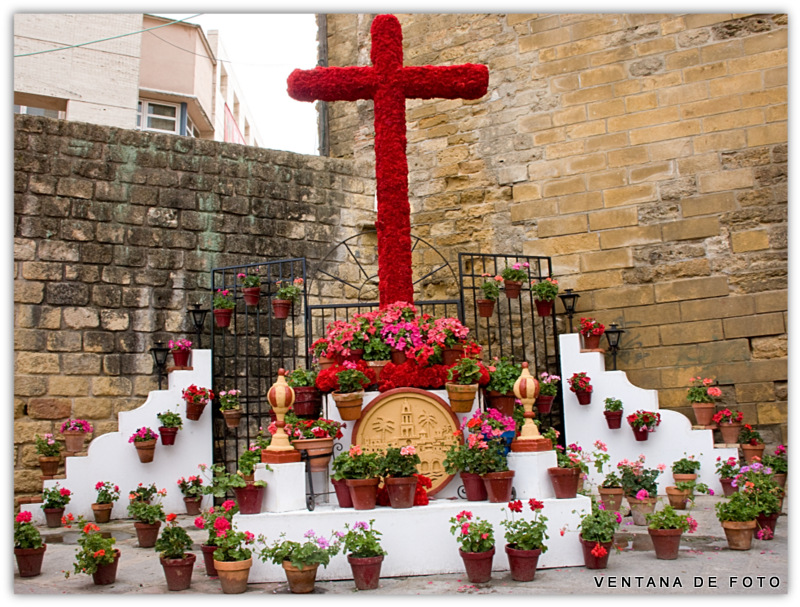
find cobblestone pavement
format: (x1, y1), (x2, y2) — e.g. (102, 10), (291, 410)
(13, 495), (789, 596)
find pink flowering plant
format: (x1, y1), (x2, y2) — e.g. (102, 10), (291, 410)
(478, 274), (503, 301)
(617, 455), (662, 498)
(715, 456), (740, 479)
(381, 445), (421, 477)
(94, 481), (120, 504)
(531, 277), (559, 302)
(214, 521), (256, 562)
(41, 483), (72, 509)
(646, 504), (698, 533)
(381, 319), (424, 353)
(538, 372), (561, 396)
(428, 317), (469, 349)
(444, 436), (509, 476)
(194, 500), (239, 547)
(568, 372), (592, 394)
(35, 433), (61, 457)
(733, 461), (784, 515)
(579, 317), (605, 338)
(128, 426), (159, 443)
(213, 288), (235, 310)
(282, 412), (344, 441)
(450, 510), (494, 553)
(218, 389), (242, 411)
(60, 419), (93, 434)
(168, 338), (192, 352)
(258, 529), (342, 569)
(578, 498), (622, 545)
(501, 261), (530, 283)
(326, 319), (369, 358)
(127, 487), (166, 524)
(554, 442), (590, 475)
(341, 520), (386, 558)
(762, 444), (787, 474)
(461, 408), (516, 440)
(687, 376), (722, 403)
(591, 440), (622, 488)
(177, 475), (204, 498)
(334, 360), (371, 393)
(237, 272), (261, 288)
(309, 337), (333, 362)
(501, 499), (549, 552)
(14, 510), (43, 550)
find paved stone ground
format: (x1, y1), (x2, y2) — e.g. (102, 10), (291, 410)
(12, 495), (789, 596)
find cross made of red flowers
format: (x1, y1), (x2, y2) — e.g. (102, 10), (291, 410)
(287, 14), (489, 307)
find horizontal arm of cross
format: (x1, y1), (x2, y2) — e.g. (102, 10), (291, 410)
(401, 64), (489, 100)
(287, 66), (377, 102)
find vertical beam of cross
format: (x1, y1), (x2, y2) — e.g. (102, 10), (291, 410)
(287, 14), (488, 307)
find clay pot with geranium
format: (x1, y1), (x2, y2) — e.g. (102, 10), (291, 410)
(687, 376), (722, 427)
(380, 445), (421, 509)
(258, 530), (341, 594)
(536, 372), (560, 414)
(531, 277), (559, 317)
(237, 446), (263, 483)
(60, 418), (92, 453)
(501, 262), (529, 299)
(666, 479), (714, 510)
(40, 483), (71, 527)
(445, 356), (483, 412)
(501, 498), (549, 582)
(332, 445), (384, 510)
(218, 388), (243, 429)
(155, 512), (196, 591)
(713, 408), (743, 444)
(461, 407), (517, 456)
(591, 439), (624, 511)
(237, 272), (261, 307)
(177, 475), (204, 515)
(568, 372), (593, 405)
(738, 424), (765, 462)
(182, 384), (214, 421)
(762, 444), (788, 488)
(201, 462), (268, 515)
(168, 338), (192, 368)
(626, 409), (661, 441)
(715, 456), (740, 496)
(35, 433), (61, 476)
(646, 505), (698, 560)
(156, 410), (182, 445)
(14, 511), (46, 577)
(193, 499), (239, 576)
(577, 498), (621, 569)
(287, 368), (322, 418)
(716, 491), (760, 550)
(213, 289), (235, 327)
(326, 318), (369, 363)
(91, 481), (120, 523)
(548, 443), (588, 499)
(329, 361), (371, 420)
(430, 316), (470, 364)
(212, 522), (256, 594)
(484, 357), (522, 417)
(579, 317), (605, 350)
(341, 520), (387, 590)
(603, 397), (623, 429)
(271, 277), (304, 319)
(618, 456), (662, 525)
(283, 412), (344, 472)
(449, 510), (495, 583)
(671, 455), (701, 484)
(127, 489), (167, 548)
(129, 426), (159, 463)
(309, 337), (335, 370)
(734, 461), (784, 540)
(64, 518), (120, 585)
(443, 439), (488, 502)
(476, 273), (503, 316)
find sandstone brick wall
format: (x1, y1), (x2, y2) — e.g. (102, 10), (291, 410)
(325, 14), (787, 443)
(13, 115), (375, 501)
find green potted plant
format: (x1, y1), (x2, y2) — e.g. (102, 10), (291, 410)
(330, 361), (371, 420)
(578, 317), (605, 350)
(168, 338), (192, 367)
(484, 357), (522, 417)
(176, 475), (204, 515)
(646, 504), (698, 559)
(59, 418), (93, 452)
(443, 438), (491, 502)
(577, 498), (621, 569)
(218, 388), (243, 429)
(530, 276), (559, 316)
(342, 520), (387, 590)
(548, 443), (588, 499)
(667, 479), (713, 510)
(64, 518), (120, 585)
(449, 510), (495, 583)
(734, 461), (784, 540)
(272, 277), (304, 319)
(155, 512), (196, 591)
(445, 356), (483, 412)
(14, 510), (46, 578)
(626, 409), (661, 441)
(212, 521), (256, 594)
(282, 412), (343, 471)
(568, 372), (593, 405)
(287, 368), (322, 418)
(686, 376), (722, 427)
(761, 444), (787, 488)
(715, 491), (760, 550)
(156, 410), (183, 445)
(332, 445), (384, 510)
(193, 499), (239, 577)
(591, 440), (623, 511)
(715, 456), (740, 496)
(738, 423), (765, 462)
(127, 488), (167, 548)
(236, 447), (263, 482)
(712, 408), (743, 444)
(500, 498), (549, 581)
(476, 273), (503, 316)
(91, 481), (120, 524)
(40, 483), (71, 527)
(237, 271), (261, 307)
(536, 372), (560, 414)
(603, 397), (623, 429)
(213, 288), (235, 327)
(309, 337), (335, 370)
(200, 462), (267, 515)
(671, 455), (701, 483)
(35, 433), (61, 476)
(380, 445), (421, 509)
(128, 426), (159, 462)
(258, 530), (341, 594)
(618, 456), (662, 525)
(500, 261), (529, 299)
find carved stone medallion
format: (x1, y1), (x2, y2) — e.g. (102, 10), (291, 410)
(352, 388), (462, 495)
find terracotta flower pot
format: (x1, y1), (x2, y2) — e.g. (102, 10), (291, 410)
(721, 520), (757, 550)
(385, 476), (418, 509)
(14, 545), (47, 578)
(133, 438), (157, 463)
(185, 400), (207, 421)
(345, 477), (380, 510)
(742, 443), (765, 463)
(719, 477), (737, 496)
(172, 349), (190, 367)
(92, 549), (121, 585)
(332, 478), (354, 508)
(504, 280), (522, 299)
(38, 455), (60, 476)
(159, 427), (178, 446)
(582, 334), (602, 350)
(445, 383), (478, 412)
(460, 472), (488, 501)
(282, 560), (319, 594)
(161, 553), (196, 591)
(548, 467), (580, 499)
(673, 473), (697, 484)
(476, 299), (495, 318)
(442, 344), (464, 366)
(390, 348), (407, 365)
(648, 528), (683, 560)
(773, 473), (787, 489)
(718, 422), (742, 444)
(62, 430), (86, 452)
(214, 308), (233, 328)
(486, 391), (516, 418)
(631, 426), (649, 441)
(598, 487), (624, 512)
(332, 391), (364, 421)
(604, 410), (623, 429)
(43, 507), (64, 528)
(579, 535), (613, 569)
(318, 356), (335, 371)
(292, 386), (323, 418)
(293, 437), (334, 472)
(233, 483), (265, 515)
(692, 402), (716, 427)
(367, 360), (389, 386)
(201, 544), (218, 576)
(665, 486), (691, 510)
(183, 497), (202, 516)
(348, 554), (384, 590)
(242, 286), (261, 307)
(458, 546), (495, 583)
(575, 391), (592, 405)
(134, 521), (162, 548)
(505, 544), (541, 582)
(271, 298), (292, 319)
(221, 408), (243, 429)
(481, 470), (515, 503)
(214, 558), (252, 594)
(535, 395), (555, 415)
(627, 496), (657, 526)
(91, 502), (113, 523)
(535, 299), (553, 317)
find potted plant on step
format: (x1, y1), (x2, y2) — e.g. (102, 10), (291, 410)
(618, 455), (662, 525)
(476, 273), (503, 316)
(443, 439), (489, 502)
(258, 530), (341, 594)
(484, 357), (522, 417)
(666, 479), (713, 510)
(213, 289), (235, 327)
(129, 482), (160, 504)
(762, 444), (787, 488)
(310, 337), (335, 370)
(445, 356), (483, 412)
(35, 433), (61, 476)
(536, 372), (560, 414)
(591, 440), (623, 511)
(59, 418), (93, 452)
(715, 491), (760, 550)
(473, 437), (516, 503)
(14, 511), (46, 578)
(64, 518), (120, 585)
(671, 455), (701, 484)
(579, 317), (605, 350)
(531, 277), (559, 317)
(577, 498), (621, 569)
(602, 397), (623, 429)
(381, 445), (421, 509)
(501, 261), (529, 299)
(177, 475), (204, 515)
(155, 512), (196, 591)
(213, 521), (256, 594)
(156, 410), (182, 445)
(333, 445), (384, 510)
(129, 426), (159, 462)
(713, 408), (743, 444)
(568, 372), (593, 405)
(646, 504), (698, 559)
(738, 423), (765, 462)
(687, 376), (722, 427)
(40, 483), (71, 527)
(91, 481), (120, 523)
(237, 446), (263, 483)
(449, 510), (495, 583)
(715, 456), (740, 496)
(734, 461), (784, 540)
(287, 368), (322, 418)
(218, 388), (243, 429)
(342, 520), (387, 590)
(182, 384), (214, 421)
(330, 361), (371, 420)
(168, 338), (192, 367)
(201, 462), (268, 515)
(501, 498), (549, 582)
(127, 487), (167, 548)
(271, 277), (304, 319)
(238, 272), (261, 307)
(283, 412), (343, 472)
(548, 443), (587, 499)
(626, 409), (661, 441)
(193, 500), (239, 577)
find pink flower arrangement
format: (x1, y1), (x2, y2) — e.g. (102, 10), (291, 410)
(427, 317), (469, 348)
(168, 338), (192, 352)
(687, 376), (722, 403)
(128, 427), (159, 443)
(381, 320), (424, 353)
(60, 419), (93, 433)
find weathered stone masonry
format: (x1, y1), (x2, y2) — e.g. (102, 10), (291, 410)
(13, 115), (376, 503)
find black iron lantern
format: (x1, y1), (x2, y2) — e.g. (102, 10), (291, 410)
(150, 341), (170, 390)
(604, 323), (625, 370)
(558, 288), (580, 332)
(189, 303), (209, 349)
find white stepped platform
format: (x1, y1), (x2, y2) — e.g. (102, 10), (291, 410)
(559, 333), (737, 494)
(22, 350), (214, 524)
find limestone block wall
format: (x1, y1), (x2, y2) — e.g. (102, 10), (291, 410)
(13, 115), (376, 504)
(324, 13), (788, 443)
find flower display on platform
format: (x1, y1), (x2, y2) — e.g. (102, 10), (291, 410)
(282, 412), (345, 441)
(579, 317), (605, 337)
(687, 376), (722, 403)
(168, 338), (192, 352)
(449, 510), (494, 553)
